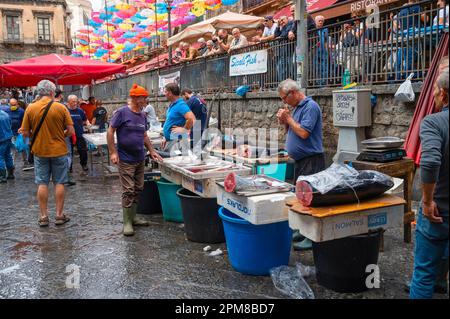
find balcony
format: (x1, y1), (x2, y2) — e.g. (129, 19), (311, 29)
(242, 0), (290, 14)
(243, 0), (273, 12)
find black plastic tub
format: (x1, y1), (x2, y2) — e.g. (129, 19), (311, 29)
(136, 174), (162, 215)
(312, 230), (382, 293)
(176, 188), (225, 244)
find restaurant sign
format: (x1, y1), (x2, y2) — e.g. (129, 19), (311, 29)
(229, 49), (268, 77)
(350, 0), (397, 12)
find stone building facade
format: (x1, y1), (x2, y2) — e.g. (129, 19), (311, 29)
(0, 0), (72, 63)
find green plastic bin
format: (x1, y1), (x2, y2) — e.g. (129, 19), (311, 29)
(156, 178), (183, 222)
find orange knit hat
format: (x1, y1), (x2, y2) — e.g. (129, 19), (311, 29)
(129, 83), (149, 97)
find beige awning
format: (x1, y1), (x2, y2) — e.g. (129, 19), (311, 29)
(168, 11), (264, 46)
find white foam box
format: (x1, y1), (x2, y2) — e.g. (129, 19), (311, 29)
(217, 187), (297, 225)
(181, 175), (218, 198)
(288, 204), (404, 242)
(159, 162), (182, 185)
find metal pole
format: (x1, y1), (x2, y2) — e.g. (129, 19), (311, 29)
(296, 0), (308, 90)
(166, 0), (172, 65)
(104, 0), (111, 61)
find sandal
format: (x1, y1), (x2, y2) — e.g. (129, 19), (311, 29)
(38, 216), (49, 227)
(55, 214), (70, 225)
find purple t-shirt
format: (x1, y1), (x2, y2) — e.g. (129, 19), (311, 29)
(110, 105), (148, 163)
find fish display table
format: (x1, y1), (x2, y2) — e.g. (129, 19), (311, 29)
(286, 194), (406, 242)
(211, 148), (290, 181)
(83, 131), (163, 175)
(158, 157), (252, 198)
(345, 158), (415, 243)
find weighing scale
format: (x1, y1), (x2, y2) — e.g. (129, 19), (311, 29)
(357, 148), (406, 163)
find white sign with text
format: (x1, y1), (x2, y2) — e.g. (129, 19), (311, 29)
(229, 50), (268, 77)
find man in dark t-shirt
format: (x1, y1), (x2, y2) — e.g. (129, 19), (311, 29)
(67, 95), (88, 173)
(107, 84), (162, 237)
(92, 100), (108, 132)
(181, 88), (207, 146)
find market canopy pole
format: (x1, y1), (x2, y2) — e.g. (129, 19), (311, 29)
(165, 0), (173, 65)
(296, 0), (308, 91)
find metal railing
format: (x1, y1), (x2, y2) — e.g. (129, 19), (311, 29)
(78, 0), (447, 100)
(242, 0), (270, 11)
(307, 0), (448, 88)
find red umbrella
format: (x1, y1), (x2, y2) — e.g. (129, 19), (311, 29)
(0, 53), (126, 87)
(404, 32), (449, 166)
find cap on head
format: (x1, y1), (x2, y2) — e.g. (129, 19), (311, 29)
(129, 84), (149, 97)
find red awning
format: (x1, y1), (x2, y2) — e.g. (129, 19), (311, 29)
(307, 0), (338, 12)
(273, 0), (338, 20)
(0, 54), (126, 87)
(404, 32), (449, 166)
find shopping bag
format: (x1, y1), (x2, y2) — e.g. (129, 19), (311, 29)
(14, 134), (28, 152)
(395, 73), (415, 102)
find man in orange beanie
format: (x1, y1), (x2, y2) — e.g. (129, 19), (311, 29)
(107, 84), (163, 236)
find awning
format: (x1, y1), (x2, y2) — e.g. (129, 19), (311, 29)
(0, 54), (126, 87)
(168, 11), (264, 46)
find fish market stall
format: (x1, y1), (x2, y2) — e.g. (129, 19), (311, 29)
(215, 173), (296, 275)
(286, 163), (406, 293)
(83, 131), (164, 174)
(156, 156), (252, 244)
(158, 156), (252, 198)
(211, 144), (290, 181)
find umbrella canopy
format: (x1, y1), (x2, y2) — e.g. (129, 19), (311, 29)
(0, 54), (126, 87)
(168, 11), (264, 46)
(404, 32), (449, 166)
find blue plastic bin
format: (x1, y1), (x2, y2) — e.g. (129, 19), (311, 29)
(219, 207), (292, 276)
(256, 163), (287, 181)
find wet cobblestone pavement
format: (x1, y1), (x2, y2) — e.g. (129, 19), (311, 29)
(0, 159), (448, 299)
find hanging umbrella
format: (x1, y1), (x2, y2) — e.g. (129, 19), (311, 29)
(404, 32), (449, 165)
(0, 53), (126, 87)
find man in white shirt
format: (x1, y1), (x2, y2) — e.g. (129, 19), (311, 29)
(229, 28), (248, 53)
(433, 0), (449, 27)
(261, 16), (278, 41)
(143, 98), (159, 128)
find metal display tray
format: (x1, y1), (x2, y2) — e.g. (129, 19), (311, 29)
(216, 175), (294, 197)
(361, 137), (405, 149)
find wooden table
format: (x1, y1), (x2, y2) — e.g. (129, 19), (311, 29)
(345, 158), (416, 243)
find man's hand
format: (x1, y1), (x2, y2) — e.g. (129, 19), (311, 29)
(422, 201), (443, 223)
(277, 107), (291, 124)
(160, 137), (167, 150)
(110, 152), (119, 165)
(288, 31), (295, 41)
(171, 126), (188, 135)
(149, 150), (163, 162)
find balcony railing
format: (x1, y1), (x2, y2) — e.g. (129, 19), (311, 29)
(242, 0), (271, 12)
(66, 0), (447, 100)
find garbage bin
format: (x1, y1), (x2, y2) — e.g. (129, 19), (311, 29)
(312, 230), (382, 293)
(136, 172), (162, 215)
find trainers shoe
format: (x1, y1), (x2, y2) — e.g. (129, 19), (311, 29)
(82, 165), (89, 172)
(65, 180), (76, 186)
(22, 165), (34, 171)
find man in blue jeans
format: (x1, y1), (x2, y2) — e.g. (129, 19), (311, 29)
(410, 68), (449, 298)
(0, 109), (14, 183)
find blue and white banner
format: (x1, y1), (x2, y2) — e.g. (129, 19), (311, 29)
(229, 50), (268, 76)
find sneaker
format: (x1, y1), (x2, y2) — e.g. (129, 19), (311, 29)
(82, 165), (89, 172)
(22, 164), (34, 171)
(65, 180), (76, 187)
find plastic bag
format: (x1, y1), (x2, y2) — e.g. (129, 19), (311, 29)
(296, 163), (359, 194)
(270, 264), (315, 299)
(296, 164), (394, 207)
(14, 134), (28, 152)
(394, 73), (415, 102)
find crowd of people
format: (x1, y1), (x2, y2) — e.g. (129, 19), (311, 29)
(145, 0), (448, 87)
